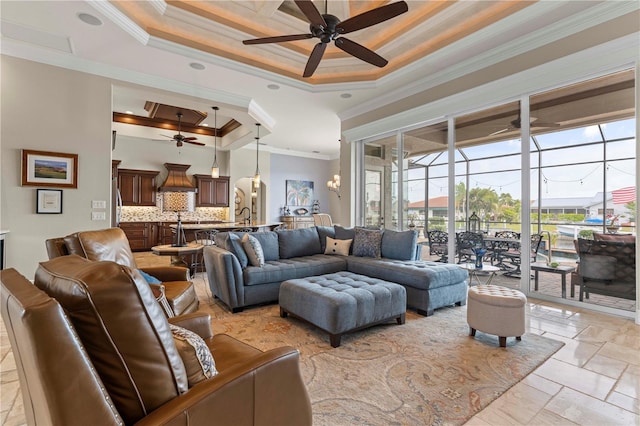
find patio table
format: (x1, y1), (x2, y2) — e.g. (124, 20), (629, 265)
(531, 262), (577, 298)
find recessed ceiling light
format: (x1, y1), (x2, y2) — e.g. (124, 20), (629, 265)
(125, 110), (133, 115)
(189, 62), (205, 70)
(340, 93), (352, 99)
(77, 13), (102, 26)
(201, 123), (209, 127)
(267, 84), (280, 90)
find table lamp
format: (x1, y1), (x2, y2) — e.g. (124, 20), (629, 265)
(163, 191), (195, 247)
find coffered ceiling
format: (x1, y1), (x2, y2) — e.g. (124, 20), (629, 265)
(111, 0), (534, 84)
(1, 1), (638, 157)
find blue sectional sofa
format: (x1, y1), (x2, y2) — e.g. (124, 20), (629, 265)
(203, 225), (468, 316)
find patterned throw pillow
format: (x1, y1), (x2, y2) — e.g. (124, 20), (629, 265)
(352, 227), (383, 258)
(170, 324), (217, 387)
(242, 233), (265, 267)
(324, 237), (352, 256)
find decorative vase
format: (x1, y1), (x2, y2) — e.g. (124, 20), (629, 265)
(473, 248), (486, 269)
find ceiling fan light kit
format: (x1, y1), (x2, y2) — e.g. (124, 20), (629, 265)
(242, 0), (408, 78)
(163, 111), (205, 147)
(211, 106), (220, 178)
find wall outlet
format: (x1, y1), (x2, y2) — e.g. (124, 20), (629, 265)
(91, 211), (106, 221)
(92, 200), (107, 209)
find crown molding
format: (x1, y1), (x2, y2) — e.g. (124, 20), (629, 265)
(0, 37), (277, 145)
(88, 0), (149, 45)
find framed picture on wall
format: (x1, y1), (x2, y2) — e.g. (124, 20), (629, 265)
(36, 189), (63, 214)
(22, 149), (78, 188)
(286, 180), (314, 207)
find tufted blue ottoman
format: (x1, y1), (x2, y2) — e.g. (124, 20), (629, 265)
(279, 271), (406, 347)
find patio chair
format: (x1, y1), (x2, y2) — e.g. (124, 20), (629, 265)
(426, 230), (449, 262)
(456, 231), (484, 264)
(489, 230), (520, 268)
(501, 233), (543, 278)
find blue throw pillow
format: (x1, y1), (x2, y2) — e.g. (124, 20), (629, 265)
(228, 233), (249, 269)
(381, 229), (418, 260)
(137, 269), (161, 284)
(276, 227), (321, 259)
(334, 225), (356, 254)
(316, 225), (336, 253)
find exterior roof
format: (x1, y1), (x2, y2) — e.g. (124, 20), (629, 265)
(409, 196), (448, 209)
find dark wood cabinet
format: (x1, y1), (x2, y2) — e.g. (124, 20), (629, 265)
(157, 222), (175, 246)
(118, 169), (159, 206)
(120, 221), (225, 251)
(119, 222), (152, 251)
(194, 175), (229, 207)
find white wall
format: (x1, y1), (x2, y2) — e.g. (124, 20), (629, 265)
(1, 56), (112, 278)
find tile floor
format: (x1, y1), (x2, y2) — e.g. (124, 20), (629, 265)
(1, 254), (638, 425)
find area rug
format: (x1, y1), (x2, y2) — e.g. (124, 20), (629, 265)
(205, 300), (564, 426)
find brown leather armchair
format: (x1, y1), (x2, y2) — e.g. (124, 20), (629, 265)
(1, 257), (312, 426)
(45, 227), (198, 316)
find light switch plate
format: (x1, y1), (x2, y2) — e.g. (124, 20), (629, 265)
(92, 200), (107, 209)
(91, 212), (106, 221)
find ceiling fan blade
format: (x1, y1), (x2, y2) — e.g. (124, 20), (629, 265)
(183, 137), (198, 141)
(303, 42), (327, 77)
(335, 37), (387, 68)
(294, 0), (326, 27)
(243, 34), (313, 45)
(337, 1), (408, 34)
(531, 121), (561, 128)
(184, 140), (206, 146)
(489, 127), (513, 136)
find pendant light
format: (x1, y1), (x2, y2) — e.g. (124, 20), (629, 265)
(210, 106), (220, 178)
(253, 123), (261, 190)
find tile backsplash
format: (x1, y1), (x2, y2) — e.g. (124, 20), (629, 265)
(121, 206), (228, 222)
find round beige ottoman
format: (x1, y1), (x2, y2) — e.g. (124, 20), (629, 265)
(467, 285), (526, 347)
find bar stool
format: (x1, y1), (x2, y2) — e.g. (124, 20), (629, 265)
(191, 230), (217, 273)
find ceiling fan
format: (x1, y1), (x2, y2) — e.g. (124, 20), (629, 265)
(489, 113), (561, 136)
(242, 0), (409, 78)
(159, 112), (205, 147)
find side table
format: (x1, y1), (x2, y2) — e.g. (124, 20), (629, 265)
(458, 263), (501, 286)
(531, 262), (577, 298)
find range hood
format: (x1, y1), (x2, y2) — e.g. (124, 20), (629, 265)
(158, 163), (196, 192)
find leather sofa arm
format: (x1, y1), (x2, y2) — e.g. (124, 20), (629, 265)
(168, 313), (213, 339)
(135, 344), (312, 426)
(140, 266), (190, 282)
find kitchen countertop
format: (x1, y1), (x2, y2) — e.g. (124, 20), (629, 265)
(175, 222), (282, 231)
